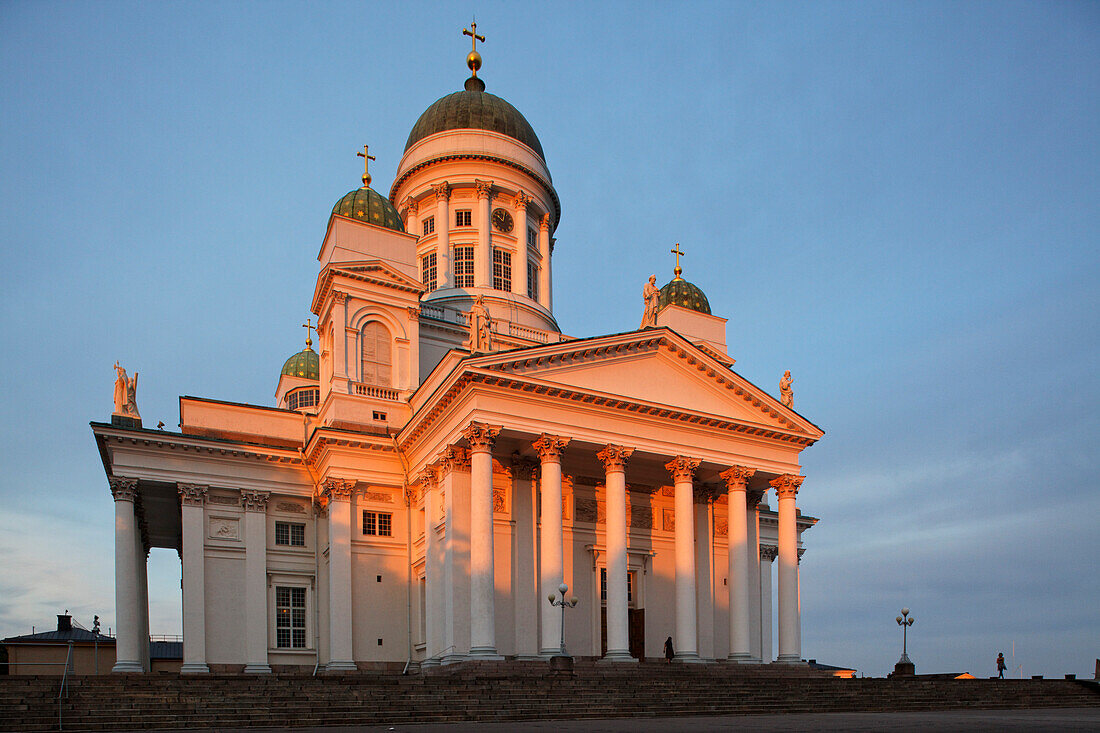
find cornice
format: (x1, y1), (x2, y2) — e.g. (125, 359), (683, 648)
(312, 262), (425, 316)
(304, 430), (396, 467)
(389, 153), (561, 233)
(94, 427), (303, 467)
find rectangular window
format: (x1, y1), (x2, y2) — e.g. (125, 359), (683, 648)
(422, 216), (435, 235)
(492, 248), (512, 292)
(528, 228), (537, 248)
(363, 511), (393, 537)
(421, 252), (437, 292)
(275, 586), (306, 649)
(599, 568), (634, 604)
(453, 246), (474, 288)
(528, 262), (539, 301)
(455, 210), (472, 227)
(275, 522), (305, 547)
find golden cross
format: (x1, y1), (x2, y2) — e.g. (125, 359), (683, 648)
(464, 21), (485, 53)
(357, 145), (376, 186)
(302, 318), (314, 349)
(670, 243), (685, 277)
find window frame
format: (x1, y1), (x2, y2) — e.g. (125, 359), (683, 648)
(453, 245), (475, 288)
(274, 521), (306, 547)
(455, 209), (472, 227)
(422, 216), (435, 235)
(359, 321), (392, 387)
(363, 510), (394, 537)
(273, 584), (308, 650)
(492, 248), (512, 292)
(527, 261), (539, 301)
(421, 252), (437, 293)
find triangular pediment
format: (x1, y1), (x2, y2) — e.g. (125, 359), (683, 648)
(466, 330), (820, 437)
(311, 260), (425, 313)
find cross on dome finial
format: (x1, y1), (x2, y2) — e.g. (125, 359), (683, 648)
(357, 145), (376, 188)
(671, 242), (685, 280)
(462, 21), (487, 91)
(302, 318), (314, 351)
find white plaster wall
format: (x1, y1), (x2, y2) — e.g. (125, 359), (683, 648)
(204, 555), (246, 666)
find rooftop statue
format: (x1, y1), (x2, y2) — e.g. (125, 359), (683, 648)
(780, 370), (793, 408)
(640, 275), (659, 329)
(113, 362), (140, 419)
(468, 295), (493, 353)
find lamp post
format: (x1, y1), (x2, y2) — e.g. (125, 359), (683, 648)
(548, 582), (578, 671)
(893, 607), (915, 677)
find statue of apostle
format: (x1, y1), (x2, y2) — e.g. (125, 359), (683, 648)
(468, 295), (493, 353)
(780, 370), (793, 408)
(113, 362), (141, 418)
(640, 275), (660, 329)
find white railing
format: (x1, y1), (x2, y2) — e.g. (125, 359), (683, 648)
(417, 303), (556, 345)
(352, 383), (400, 401)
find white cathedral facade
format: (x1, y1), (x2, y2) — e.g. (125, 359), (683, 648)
(92, 38), (823, 674)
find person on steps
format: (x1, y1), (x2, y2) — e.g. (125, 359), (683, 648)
(664, 636), (675, 664)
(997, 652), (1006, 678)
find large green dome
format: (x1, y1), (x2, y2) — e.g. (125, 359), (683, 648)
(332, 186), (404, 232)
(659, 277), (711, 315)
(281, 348), (319, 380)
(405, 79), (545, 161)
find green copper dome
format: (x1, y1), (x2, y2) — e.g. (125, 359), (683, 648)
(332, 187), (404, 232)
(659, 277), (711, 315)
(405, 80), (545, 161)
(281, 348), (319, 380)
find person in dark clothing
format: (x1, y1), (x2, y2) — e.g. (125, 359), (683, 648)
(997, 652), (1006, 678)
(664, 636), (674, 664)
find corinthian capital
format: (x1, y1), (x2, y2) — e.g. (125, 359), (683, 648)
(109, 476), (139, 503)
(321, 479), (355, 502)
(510, 452), (537, 480)
(533, 434), (570, 463)
(719, 465), (756, 491)
(760, 545), (778, 562)
(462, 422), (501, 451)
(475, 179), (493, 198)
(665, 456), (700, 483)
(432, 181), (450, 201)
(403, 198), (418, 216)
(239, 489), (271, 512)
(597, 444), (634, 472)
(177, 483), (208, 507)
(513, 190), (531, 208)
(438, 446), (471, 475)
(769, 474), (805, 499)
(539, 213), (551, 232)
(332, 290), (347, 305)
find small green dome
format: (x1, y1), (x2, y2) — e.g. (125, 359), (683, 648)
(405, 81), (545, 161)
(332, 187), (404, 232)
(659, 277), (711, 315)
(281, 348), (319, 380)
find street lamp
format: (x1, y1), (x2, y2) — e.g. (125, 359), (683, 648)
(893, 607), (915, 677)
(548, 582), (578, 666)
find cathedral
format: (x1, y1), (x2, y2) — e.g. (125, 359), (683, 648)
(91, 29), (823, 674)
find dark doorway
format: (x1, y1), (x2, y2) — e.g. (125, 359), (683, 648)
(600, 607), (645, 659)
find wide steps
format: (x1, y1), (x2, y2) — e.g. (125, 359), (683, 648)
(1, 666), (1097, 733)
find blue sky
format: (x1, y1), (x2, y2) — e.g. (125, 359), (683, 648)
(1, 1), (1097, 677)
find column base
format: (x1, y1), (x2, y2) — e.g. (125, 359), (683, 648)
(726, 652), (755, 664)
(420, 658), (441, 668)
(243, 663), (273, 674)
(599, 650), (639, 663)
(776, 654), (804, 665)
(441, 653), (467, 665)
(324, 660), (357, 672)
(179, 662), (210, 674)
(539, 647), (563, 658)
(467, 647), (504, 660)
(674, 652), (706, 664)
(111, 660), (144, 674)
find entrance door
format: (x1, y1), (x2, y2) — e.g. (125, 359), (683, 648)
(628, 608), (645, 659)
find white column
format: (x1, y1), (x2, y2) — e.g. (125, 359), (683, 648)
(513, 191), (530, 297)
(241, 490), (271, 673)
(771, 474), (805, 664)
(421, 470), (441, 667)
(534, 433), (569, 656)
(693, 497), (714, 660)
(136, 523), (150, 672)
(510, 456), (540, 659)
(598, 445), (636, 662)
(464, 422), (503, 658)
(433, 182), (451, 289)
(110, 477), (143, 673)
(331, 291), (348, 393)
(323, 480), (356, 671)
(538, 214), (552, 310)
(178, 484), (209, 674)
(475, 180), (493, 288)
(405, 198), (419, 240)
(666, 456), (701, 662)
(747, 489), (763, 662)
(721, 466), (755, 662)
(760, 546), (776, 663)
(438, 446), (470, 663)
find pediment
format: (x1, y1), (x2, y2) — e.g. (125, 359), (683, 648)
(470, 331), (819, 437)
(311, 260), (425, 313)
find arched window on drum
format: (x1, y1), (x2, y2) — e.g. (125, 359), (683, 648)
(360, 321), (392, 386)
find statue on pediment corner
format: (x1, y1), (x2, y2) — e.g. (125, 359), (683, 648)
(780, 370), (793, 408)
(640, 275), (659, 329)
(113, 362), (140, 419)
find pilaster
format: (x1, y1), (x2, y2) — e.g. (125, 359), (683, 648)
(240, 489), (271, 673)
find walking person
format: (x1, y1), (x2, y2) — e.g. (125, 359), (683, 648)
(997, 652), (1006, 679)
(664, 636), (674, 664)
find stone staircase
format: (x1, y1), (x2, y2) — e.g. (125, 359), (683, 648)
(1, 661), (1097, 732)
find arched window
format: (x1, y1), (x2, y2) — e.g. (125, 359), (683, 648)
(360, 321), (392, 386)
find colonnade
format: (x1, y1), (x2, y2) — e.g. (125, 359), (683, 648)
(417, 422), (807, 665)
